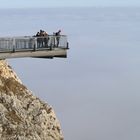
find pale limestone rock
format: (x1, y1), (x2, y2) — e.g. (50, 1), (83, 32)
(0, 60), (63, 140)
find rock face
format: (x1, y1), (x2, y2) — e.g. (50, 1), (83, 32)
(0, 60), (63, 140)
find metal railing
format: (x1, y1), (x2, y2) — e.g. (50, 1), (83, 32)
(0, 35), (68, 52)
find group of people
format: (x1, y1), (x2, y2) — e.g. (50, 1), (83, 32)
(35, 30), (49, 48)
(35, 30), (48, 37)
(35, 29), (61, 48)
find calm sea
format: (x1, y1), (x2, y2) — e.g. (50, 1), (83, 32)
(1, 7), (140, 140)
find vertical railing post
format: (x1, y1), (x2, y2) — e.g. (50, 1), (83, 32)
(67, 42), (69, 49)
(34, 38), (37, 51)
(13, 38), (15, 52)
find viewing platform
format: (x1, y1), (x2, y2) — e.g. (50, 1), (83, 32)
(0, 35), (68, 59)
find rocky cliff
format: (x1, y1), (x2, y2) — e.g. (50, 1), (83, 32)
(0, 60), (63, 140)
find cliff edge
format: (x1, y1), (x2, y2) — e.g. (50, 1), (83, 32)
(0, 60), (63, 140)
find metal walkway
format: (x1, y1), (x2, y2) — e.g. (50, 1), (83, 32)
(0, 35), (68, 59)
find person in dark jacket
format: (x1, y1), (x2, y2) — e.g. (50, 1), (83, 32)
(55, 30), (61, 47)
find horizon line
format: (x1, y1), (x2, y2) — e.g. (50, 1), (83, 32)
(0, 5), (140, 10)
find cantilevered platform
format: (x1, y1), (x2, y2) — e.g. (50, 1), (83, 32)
(0, 35), (68, 59)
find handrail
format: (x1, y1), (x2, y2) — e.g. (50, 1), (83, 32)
(0, 35), (68, 53)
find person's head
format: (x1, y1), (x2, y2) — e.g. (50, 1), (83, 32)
(58, 30), (61, 33)
(36, 32), (40, 35)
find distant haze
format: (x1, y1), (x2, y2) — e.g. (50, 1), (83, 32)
(0, 0), (140, 8)
(1, 7), (140, 140)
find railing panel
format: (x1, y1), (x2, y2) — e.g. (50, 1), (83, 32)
(0, 38), (13, 51)
(0, 35), (68, 52)
(15, 38), (35, 50)
(45, 35), (68, 48)
(58, 36), (68, 48)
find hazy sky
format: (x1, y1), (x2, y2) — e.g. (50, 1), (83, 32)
(0, 0), (140, 8)
(3, 7), (140, 140)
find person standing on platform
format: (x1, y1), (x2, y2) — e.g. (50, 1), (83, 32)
(55, 30), (61, 47)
